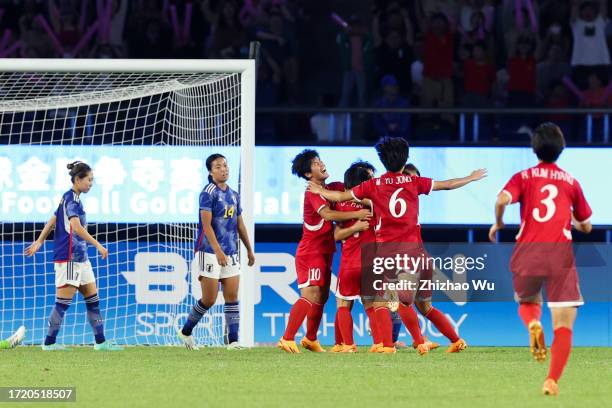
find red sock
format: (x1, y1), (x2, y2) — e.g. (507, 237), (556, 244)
(334, 311), (343, 345)
(366, 307), (381, 344)
(398, 303), (424, 344)
(375, 307), (394, 347)
(336, 307), (354, 345)
(425, 307), (459, 343)
(306, 302), (324, 341)
(283, 297), (311, 341)
(548, 327), (573, 382)
(518, 303), (542, 327)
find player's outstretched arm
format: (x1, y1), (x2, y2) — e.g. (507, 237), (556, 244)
(488, 192), (511, 242)
(24, 215), (57, 256)
(433, 168), (488, 191)
(319, 206), (371, 222)
(237, 215), (256, 266)
(69, 217), (108, 260)
(307, 181), (354, 202)
(334, 220), (370, 241)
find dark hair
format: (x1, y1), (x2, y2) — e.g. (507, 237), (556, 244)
(344, 166), (371, 189)
(350, 160), (376, 174)
(206, 153), (226, 183)
(472, 40), (487, 52)
(67, 161), (92, 183)
(532, 122), (565, 163)
(375, 137), (409, 172)
(403, 163), (420, 176)
(291, 149), (319, 180)
(431, 12), (449, 25)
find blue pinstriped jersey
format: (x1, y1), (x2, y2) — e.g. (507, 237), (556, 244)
(194, 183), (242, 255)
(53, 190), (88, 262)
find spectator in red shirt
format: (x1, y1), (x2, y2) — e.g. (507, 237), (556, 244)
(507, 35), (537, 107)
(462, 41), (496, 107)
(419, 12), (455, 125)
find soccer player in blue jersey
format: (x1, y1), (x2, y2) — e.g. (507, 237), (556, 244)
(25, 161), (122, 351)
(178, 154), (255, 350)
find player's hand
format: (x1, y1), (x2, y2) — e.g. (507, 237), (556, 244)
(24, 241), (42, 257)
(215, 249), (228, 266)
(97, 245), (108, 260)
(470, 168), (488, 181)
(307, 181), (323, 194)
(352, 219), (370, 232)
(247, 251), (256, 267)
(488, 222), (504, 242)
(356, 209), (372, 220)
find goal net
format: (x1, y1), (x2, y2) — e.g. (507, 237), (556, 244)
(0, 59), (255, 347)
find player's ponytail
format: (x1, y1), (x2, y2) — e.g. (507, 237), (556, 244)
(67, 161), (92, 183)
(205, 153), (226, 184)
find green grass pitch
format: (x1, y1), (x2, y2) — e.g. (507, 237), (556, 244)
(2, 347), (611, 407)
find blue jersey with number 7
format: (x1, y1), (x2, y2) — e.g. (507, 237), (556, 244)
(194, 183), (242, 256)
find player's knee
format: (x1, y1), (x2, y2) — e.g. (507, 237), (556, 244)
(415, 301), (431, 315)
(200, 297), (216, 309)
(336, 299), (352, 309)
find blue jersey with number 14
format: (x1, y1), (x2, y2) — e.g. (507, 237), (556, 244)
(194, 183), (242, 256)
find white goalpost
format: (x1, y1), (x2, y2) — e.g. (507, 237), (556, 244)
(0, 59), (256, 347)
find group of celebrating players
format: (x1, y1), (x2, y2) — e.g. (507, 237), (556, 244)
(13, 120), (591, 396)
(277, 123), (592, 396)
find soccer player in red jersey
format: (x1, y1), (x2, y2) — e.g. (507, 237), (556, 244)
(310, 137), (487, 353)
(488, 123), (592, 396)
(402, 163), (464, 353)
(278, 150), (371, 353)
(331, 163), (376, 353)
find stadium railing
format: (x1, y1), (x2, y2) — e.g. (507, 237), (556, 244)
(256, 107), (612, 145)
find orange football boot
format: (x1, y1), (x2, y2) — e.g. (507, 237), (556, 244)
(542, 378), (559, 396)
(369, 343), (383, 353)
(528, 321), (547, 362)
(277, 337), (301, 353)
(300, 337), (326, 352)
(446, 338), (468, 353)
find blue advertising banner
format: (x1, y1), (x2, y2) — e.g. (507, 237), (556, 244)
(1, 241), (610, 346)
(0, 145), (610, 225)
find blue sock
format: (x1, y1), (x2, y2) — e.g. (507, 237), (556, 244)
(391, 311), (402, 343)
(85, 294), (105, 344)
(224, 302), (240, 343)
(182, 300), (208, 336)
(44, 297), (72, 345)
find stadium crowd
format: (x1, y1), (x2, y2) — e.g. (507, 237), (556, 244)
(1, 0), (612, 143)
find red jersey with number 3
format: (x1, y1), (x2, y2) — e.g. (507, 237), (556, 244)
(296, 181), (344, 256)
(502, 162), (592, 243)
(351, 172), (433, 243)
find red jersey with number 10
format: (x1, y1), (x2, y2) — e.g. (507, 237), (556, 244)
(296, 181), (344, 256)
(351, 172), (433, 243)
(502, 162), (592, 243)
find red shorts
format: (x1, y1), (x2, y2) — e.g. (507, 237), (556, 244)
(512, 269), (583, 307)
(296, 253), (333, 289)
(336, 264), (361, 300)
(511, 243), (583, 307)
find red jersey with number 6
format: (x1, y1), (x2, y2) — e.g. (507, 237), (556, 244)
(296, 181), (344, 256)
(351, 172), (433, 243)
(501, 162), (592, 243)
